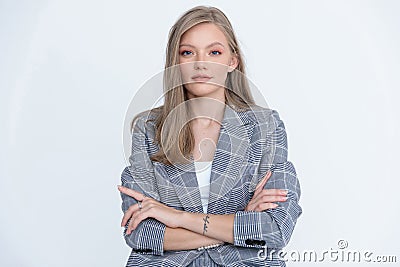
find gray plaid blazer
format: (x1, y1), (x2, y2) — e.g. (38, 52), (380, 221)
(120, 105), (302, 267)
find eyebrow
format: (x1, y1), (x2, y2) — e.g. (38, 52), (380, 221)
(179, 41), (225, 49)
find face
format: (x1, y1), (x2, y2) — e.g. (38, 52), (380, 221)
(178, 23), (238, 100)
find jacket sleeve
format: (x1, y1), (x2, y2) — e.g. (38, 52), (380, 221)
(120, 114), (166, 256)
(233, 109), (302, 250)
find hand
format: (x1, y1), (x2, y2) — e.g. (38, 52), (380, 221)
(245, 171), (288, 212)
(118, 185), (184, 235)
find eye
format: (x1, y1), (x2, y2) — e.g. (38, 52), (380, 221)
(181, 50), (193, 56)
(211, 50), (221, 55)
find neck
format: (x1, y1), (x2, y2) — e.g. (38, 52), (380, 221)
(188, 97), (225, 127)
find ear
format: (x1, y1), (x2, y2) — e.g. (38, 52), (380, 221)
(227, 55), (239, 72)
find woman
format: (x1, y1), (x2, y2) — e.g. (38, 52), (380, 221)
(118, 5), (302, 267)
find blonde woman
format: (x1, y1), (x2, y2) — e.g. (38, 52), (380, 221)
(118, 6), (302, 267)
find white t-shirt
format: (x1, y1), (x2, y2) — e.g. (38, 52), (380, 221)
(194, 161), (212, 214)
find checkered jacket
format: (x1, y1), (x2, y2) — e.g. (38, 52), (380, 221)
(120, 105), (302, 266)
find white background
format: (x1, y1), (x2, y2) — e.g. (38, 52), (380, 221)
(1, 1), (399, 266)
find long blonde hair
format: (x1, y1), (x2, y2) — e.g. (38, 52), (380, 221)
(146, 5), (256, 165)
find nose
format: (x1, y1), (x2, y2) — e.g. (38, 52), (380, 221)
(193, 52), (208, 70)
(193, 60), (207, 70)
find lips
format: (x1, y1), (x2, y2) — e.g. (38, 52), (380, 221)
(191, 74), (212, 82)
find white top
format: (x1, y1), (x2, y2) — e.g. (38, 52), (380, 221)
(194, 161), (213, 213)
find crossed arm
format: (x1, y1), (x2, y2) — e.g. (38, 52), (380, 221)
(119, 110), (302, 256)
(164, 226), (223, 251)
(119, 180), (287, 251)
(119, 170), (284, 251)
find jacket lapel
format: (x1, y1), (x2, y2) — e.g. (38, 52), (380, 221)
(207, 105), (252, 214)
(161, 105), (253, 214)
(164, 162), (203, 213)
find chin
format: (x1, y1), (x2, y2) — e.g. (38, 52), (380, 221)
(184, 83), (224, 98)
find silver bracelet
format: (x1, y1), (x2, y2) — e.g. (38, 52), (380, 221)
(197, 243), (222, 251)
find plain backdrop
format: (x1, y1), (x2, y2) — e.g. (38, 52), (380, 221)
(1, 1), (399, 266)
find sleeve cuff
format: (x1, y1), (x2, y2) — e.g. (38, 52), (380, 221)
(233, 211), (266, 248)
(125, 218), (166, 256)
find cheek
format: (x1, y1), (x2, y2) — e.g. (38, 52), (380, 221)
(213, 54), (232, 65)
(179, 63), (194, 83)
(209, 63), (230, 86)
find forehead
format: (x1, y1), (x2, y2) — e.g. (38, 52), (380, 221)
(180, 23), (228, 47)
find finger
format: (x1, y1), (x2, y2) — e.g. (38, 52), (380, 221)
(126, 201), (156, 233)
(126, 216), (135, 235)
(256, 203), (279, 211)
(121, 208), (133, 227)
(130, 208), (151, 231)
(247, 193), (287, 211)
(248, 172), (273, 210)
(124, 198), (156, 227)
(253, 188), (288, 203)
(253, 190), (288, 204)
(118, 186), (146, 201)
(127, 210), (142, 235)
(254, 177), (267, 197)
(255, 171), (271, 190)
(255, 171), (272, 195)
(260, 189), (289, 197)
(259, 195), (287, 203)
(121, 203), (140, 227)
(253, 173), (270, 198)
(245, 201), (255, 211)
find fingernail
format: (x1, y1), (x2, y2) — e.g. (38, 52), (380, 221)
(273, 203), (279, 208)
(281, 197), (288, 201)
(280, 190), (288, 195)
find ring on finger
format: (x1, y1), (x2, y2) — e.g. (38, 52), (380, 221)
(137, 201), (142, 210)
